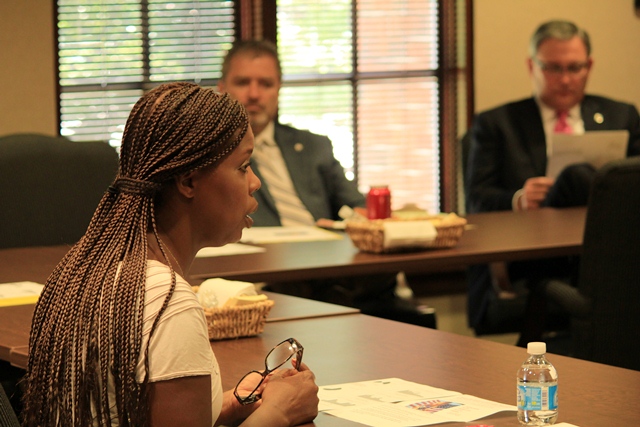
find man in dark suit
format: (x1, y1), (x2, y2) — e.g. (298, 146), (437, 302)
(217, 40), (364, 225)
(218, 40), (435, 327)
(468, 97), (640, 213)
(466, 20), (640, 335)
(246, 123), (366, 225)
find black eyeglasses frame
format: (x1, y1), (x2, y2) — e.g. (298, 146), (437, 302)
(233, 337), (304, 405)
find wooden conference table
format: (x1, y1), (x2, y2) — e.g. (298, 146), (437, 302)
(0, 207), (585, 369)
(3, 207), (625, 426)
(7, 313), (639, 426)
(0, 207), (586, 286)
(211, 315), (640, 426)
(0, 291), (359, 368)
(196, 206), (586, 281)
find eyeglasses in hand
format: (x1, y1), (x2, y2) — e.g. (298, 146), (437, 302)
(233, 337), (304, 405)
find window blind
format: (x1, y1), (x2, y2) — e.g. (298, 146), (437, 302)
(57, 0), (235, 147)
(148, 0), (235, 82)
(276, 0), (441, 213)
(278, 84), (355, 178)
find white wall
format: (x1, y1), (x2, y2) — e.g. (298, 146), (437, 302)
(0, 0), (58, 136)
(474, 0), (640, 113)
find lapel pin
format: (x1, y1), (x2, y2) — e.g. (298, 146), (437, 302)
(294, 142), (304, 152)
(594, 112), (604, 124)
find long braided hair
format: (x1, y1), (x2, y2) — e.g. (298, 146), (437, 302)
(23, 82), (248, 427)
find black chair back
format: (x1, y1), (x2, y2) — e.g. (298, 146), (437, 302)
(0, 384), (19, 427)
(0, 133), (118, 249)
(572, 156), (640, 370)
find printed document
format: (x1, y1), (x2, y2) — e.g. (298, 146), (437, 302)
(546, 130), (628, 179)
(318, 378), (516, 427)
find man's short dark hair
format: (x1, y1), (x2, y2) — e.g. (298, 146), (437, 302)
(529, 20), (591, 57)
(221, 39), (282, 81)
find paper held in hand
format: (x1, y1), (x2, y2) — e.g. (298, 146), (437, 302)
(546, 130), (629, 179)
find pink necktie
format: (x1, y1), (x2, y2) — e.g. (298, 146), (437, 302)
(554, 110), (572, 134)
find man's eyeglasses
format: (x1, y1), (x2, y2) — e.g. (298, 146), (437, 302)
(233, 337), (304, 405)
(534, 58), (589, 76)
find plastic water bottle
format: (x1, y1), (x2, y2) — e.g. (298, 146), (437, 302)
(517, 342), (558, 425)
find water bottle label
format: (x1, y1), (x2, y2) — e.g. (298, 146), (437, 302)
(517, 384), (558, 411)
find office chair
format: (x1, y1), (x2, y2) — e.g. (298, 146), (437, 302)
(571, 156), (640, 370)
(0, 133), (118, 249)
(0, 384), (19, 427)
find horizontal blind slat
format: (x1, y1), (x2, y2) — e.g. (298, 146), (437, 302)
(58, 0), (235, 146)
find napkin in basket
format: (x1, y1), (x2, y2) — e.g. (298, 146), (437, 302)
(382, 220), (438, 249)
(196, 278), (262, 308)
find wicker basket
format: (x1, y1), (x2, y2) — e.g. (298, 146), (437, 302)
(345, 214), (467, 254)
(192, 285), (275, 340)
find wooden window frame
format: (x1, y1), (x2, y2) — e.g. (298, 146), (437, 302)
(240, 0), (472, 213)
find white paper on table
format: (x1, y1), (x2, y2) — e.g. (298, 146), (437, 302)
(326, 401), (442, 427)
(195, 243), (266, 258)
(240, 226), (343, 244)
(318, 378), (460, 412)
(0, 281), (44, 306)
(326, 394), (516, 427)
(546, 130), (628, 179)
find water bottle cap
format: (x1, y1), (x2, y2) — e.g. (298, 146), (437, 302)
(527, 342), (546, 355)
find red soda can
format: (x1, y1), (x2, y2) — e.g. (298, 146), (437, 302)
(366, 185), (391, 219)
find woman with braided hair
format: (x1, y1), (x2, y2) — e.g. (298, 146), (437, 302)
(22, 82), (319, 427)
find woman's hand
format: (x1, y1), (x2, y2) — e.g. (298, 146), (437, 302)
(259, 362), (319, 425)
(241, 362), (318, 426)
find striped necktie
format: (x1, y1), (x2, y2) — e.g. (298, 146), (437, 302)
(253, 140), (316, 227)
